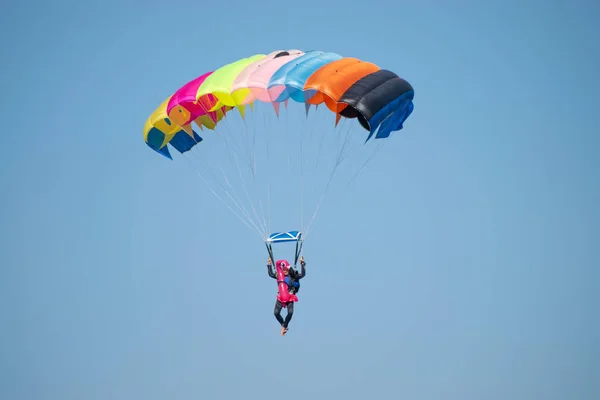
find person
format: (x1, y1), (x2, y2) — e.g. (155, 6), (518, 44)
(267, 256), (306, 335)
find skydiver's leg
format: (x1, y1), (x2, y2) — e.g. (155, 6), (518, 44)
(283, 302), (294, 328)
(274, 300), (285, 326)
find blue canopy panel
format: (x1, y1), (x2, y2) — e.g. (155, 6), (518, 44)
(267, 231), (302, 243)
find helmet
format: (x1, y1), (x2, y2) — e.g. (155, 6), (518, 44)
(277, 259), (291, 270)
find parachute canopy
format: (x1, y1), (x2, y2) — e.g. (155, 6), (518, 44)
(144, 49), (414, 159)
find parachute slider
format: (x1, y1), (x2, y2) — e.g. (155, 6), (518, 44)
(265, 231), (303, 267)
(267, 231), (302, 243)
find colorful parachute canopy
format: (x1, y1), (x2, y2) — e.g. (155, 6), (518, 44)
(143, 49), (414, 159)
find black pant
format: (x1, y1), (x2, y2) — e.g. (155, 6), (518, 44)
(274, 300), (294, 328)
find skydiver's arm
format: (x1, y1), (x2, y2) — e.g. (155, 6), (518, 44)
(297, 262), (306, 279)
(267, 263), (277, 279)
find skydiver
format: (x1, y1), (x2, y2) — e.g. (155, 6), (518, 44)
(267, 256), (306, 336)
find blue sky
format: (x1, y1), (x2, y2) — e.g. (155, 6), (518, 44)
(1, 0), (599, 399)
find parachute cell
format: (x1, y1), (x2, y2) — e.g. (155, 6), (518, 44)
(143, 96), (202, 159)
(338, 69), (415, 134)
(196, 54), (266, 113)
(166, 71), (230, 131)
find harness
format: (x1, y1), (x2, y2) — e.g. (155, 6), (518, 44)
(277, 275), (300, 291)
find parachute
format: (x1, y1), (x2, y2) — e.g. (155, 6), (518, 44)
(143, 49), (415, 259)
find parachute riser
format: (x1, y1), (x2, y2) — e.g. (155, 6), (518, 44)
(294, 240), (304, 267)
(264, 241), (302, 265)
(266, 243), (275, 267)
